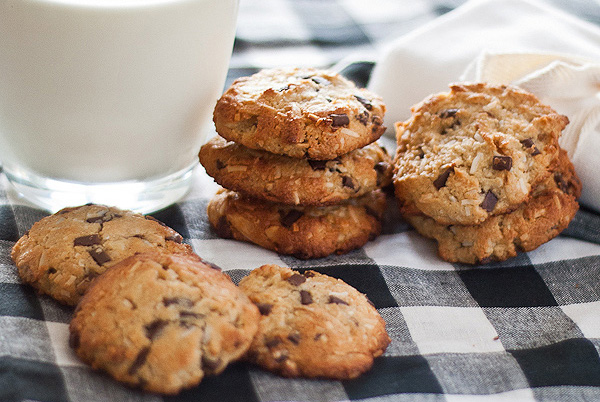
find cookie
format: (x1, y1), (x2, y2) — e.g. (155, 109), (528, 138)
(69, 252), (260, 394)
(207, 188), (386, 259)
(213, 67), (386, 160)
(199, 135), (392, 205)
(404, 149), (580, 264)
(11, 204), (192, 306)
(238, 264), (390, 379)
(393, 82), (567, 225)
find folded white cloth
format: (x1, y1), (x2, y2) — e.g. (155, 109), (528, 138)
(369, 0), (600, 212)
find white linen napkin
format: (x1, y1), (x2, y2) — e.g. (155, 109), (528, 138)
(368, 0), (600, 212)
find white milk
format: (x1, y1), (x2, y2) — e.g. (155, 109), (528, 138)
(0, 0), (238, 208)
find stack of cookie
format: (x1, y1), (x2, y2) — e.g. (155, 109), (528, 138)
(393, 83), (581, 264)
(200, 67), (393, 259)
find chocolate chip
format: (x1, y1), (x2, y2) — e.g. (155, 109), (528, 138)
(554, 172), (571, 194)
(73, 234), (101, 246)
(256, 303), (273, 316)
(202, 355), (223, 373)
(439, 109), (459, 119)
(216, 216), (233, 238)
(216, 159), (226, 170)
(354, 94), (373, 110)
(341, 175), (356, 190)
(265, 338), (281, 348)
(287, 273), (306, 286)
(163, 297), (194, 308)
(88, 247), (111, 265)
(330, 113), (350, 127)
(492, 155), (512, 171)
(280, 210), (304, 228)
(328, 295), (349, 305)
(47, 267), (57, 275)
(287, 333), (301, 345)
(307, 159), (328, 170)
(180, 311), (200, 319)
(480, 190), (498, 212)
(303, 271), (316, 278)
(310, 76), (330, 86)
(520, 138), (541, 156)
(128, 347), (150, 375)
(357, 110), (369, 125)
(145, 319), (168, 340)
(314, 333), (323, 341)
(433, 167), (454, 190)
(300, 290), (313, 305)
(165, 233), (183, 243)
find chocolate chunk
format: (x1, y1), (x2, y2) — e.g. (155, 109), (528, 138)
(202, 355), (223, 373)
(145, 319), (168, 340)
(265, 338), (281, 348)
(287, 333), (301, 345)
(357, 110), (369, 125)
(180, 311), (201, 319)
(307, 159), (328, 170)
(256, 302), (273, 316)
(328, 295), (349, 305)
(47, 267), (57, 275)
(163, 297), (194, 308)
(165, 233), (183, 243)
(73, 234), (101, 246)
(341, 175), (356, 190)
(433, 167), (454, 190)
(88, 247), (111, 265)
(480, 190), (498, 212)
(492, 155), (512, 171)
(310, 76), (330, 86)
(216, 159), (226, 170)
(554, 173), (571, 194)
(287, 273), (306, 286)
(216, 216), (233, 238)
(354, 94), (373, 110)
(300, 290), (313, 305)
(128, 347), (150, 375)
(520, 138), (541, 156)
(439, 109), (459, 119)
(274, 351), (289, 363)
(330, 113), (350, 127)
(280, 210), (304, 228)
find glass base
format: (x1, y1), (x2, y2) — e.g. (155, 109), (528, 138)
(4, 164), (195, 214)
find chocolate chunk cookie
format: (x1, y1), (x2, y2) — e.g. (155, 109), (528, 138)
(238, 264), (390, 379)
(405, 149), (580, 264)
(207, 188), (386, 259)
(394, 83), (567, 225)
(199, 135), (392, 206)
(69, 252), (260, 394)
(11, 204), (192, 305)
(213, 67), (386, 160)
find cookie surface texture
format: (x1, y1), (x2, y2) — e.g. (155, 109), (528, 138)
(406, 149), (580, 264)
(11, 204), (192, 305)
(207, 188), (386, 259)
(199, 135), (392, 205)
(213, 67), (386, 160)
(238, 264), (390, 379)
(69, 252), (260, 394)
(394, 83), (567, 225)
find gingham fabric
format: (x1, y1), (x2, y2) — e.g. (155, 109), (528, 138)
(3, 0), (600, 401)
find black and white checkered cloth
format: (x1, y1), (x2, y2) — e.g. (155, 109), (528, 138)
(3, 0), (600, 401)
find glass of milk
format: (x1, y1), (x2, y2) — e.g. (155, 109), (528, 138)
(0, 0), (239, 213)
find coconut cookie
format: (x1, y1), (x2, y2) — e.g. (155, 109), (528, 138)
(238, 264), (390, 379)
(69, 252), (260, 394)
(393, 82), (568, 225)
(199, 135), (392, 206)
(213, 67), (386, 160)
(207, 188), (386, 259)
(11, 204), (192, 305)
(405, 149), (581, 264)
